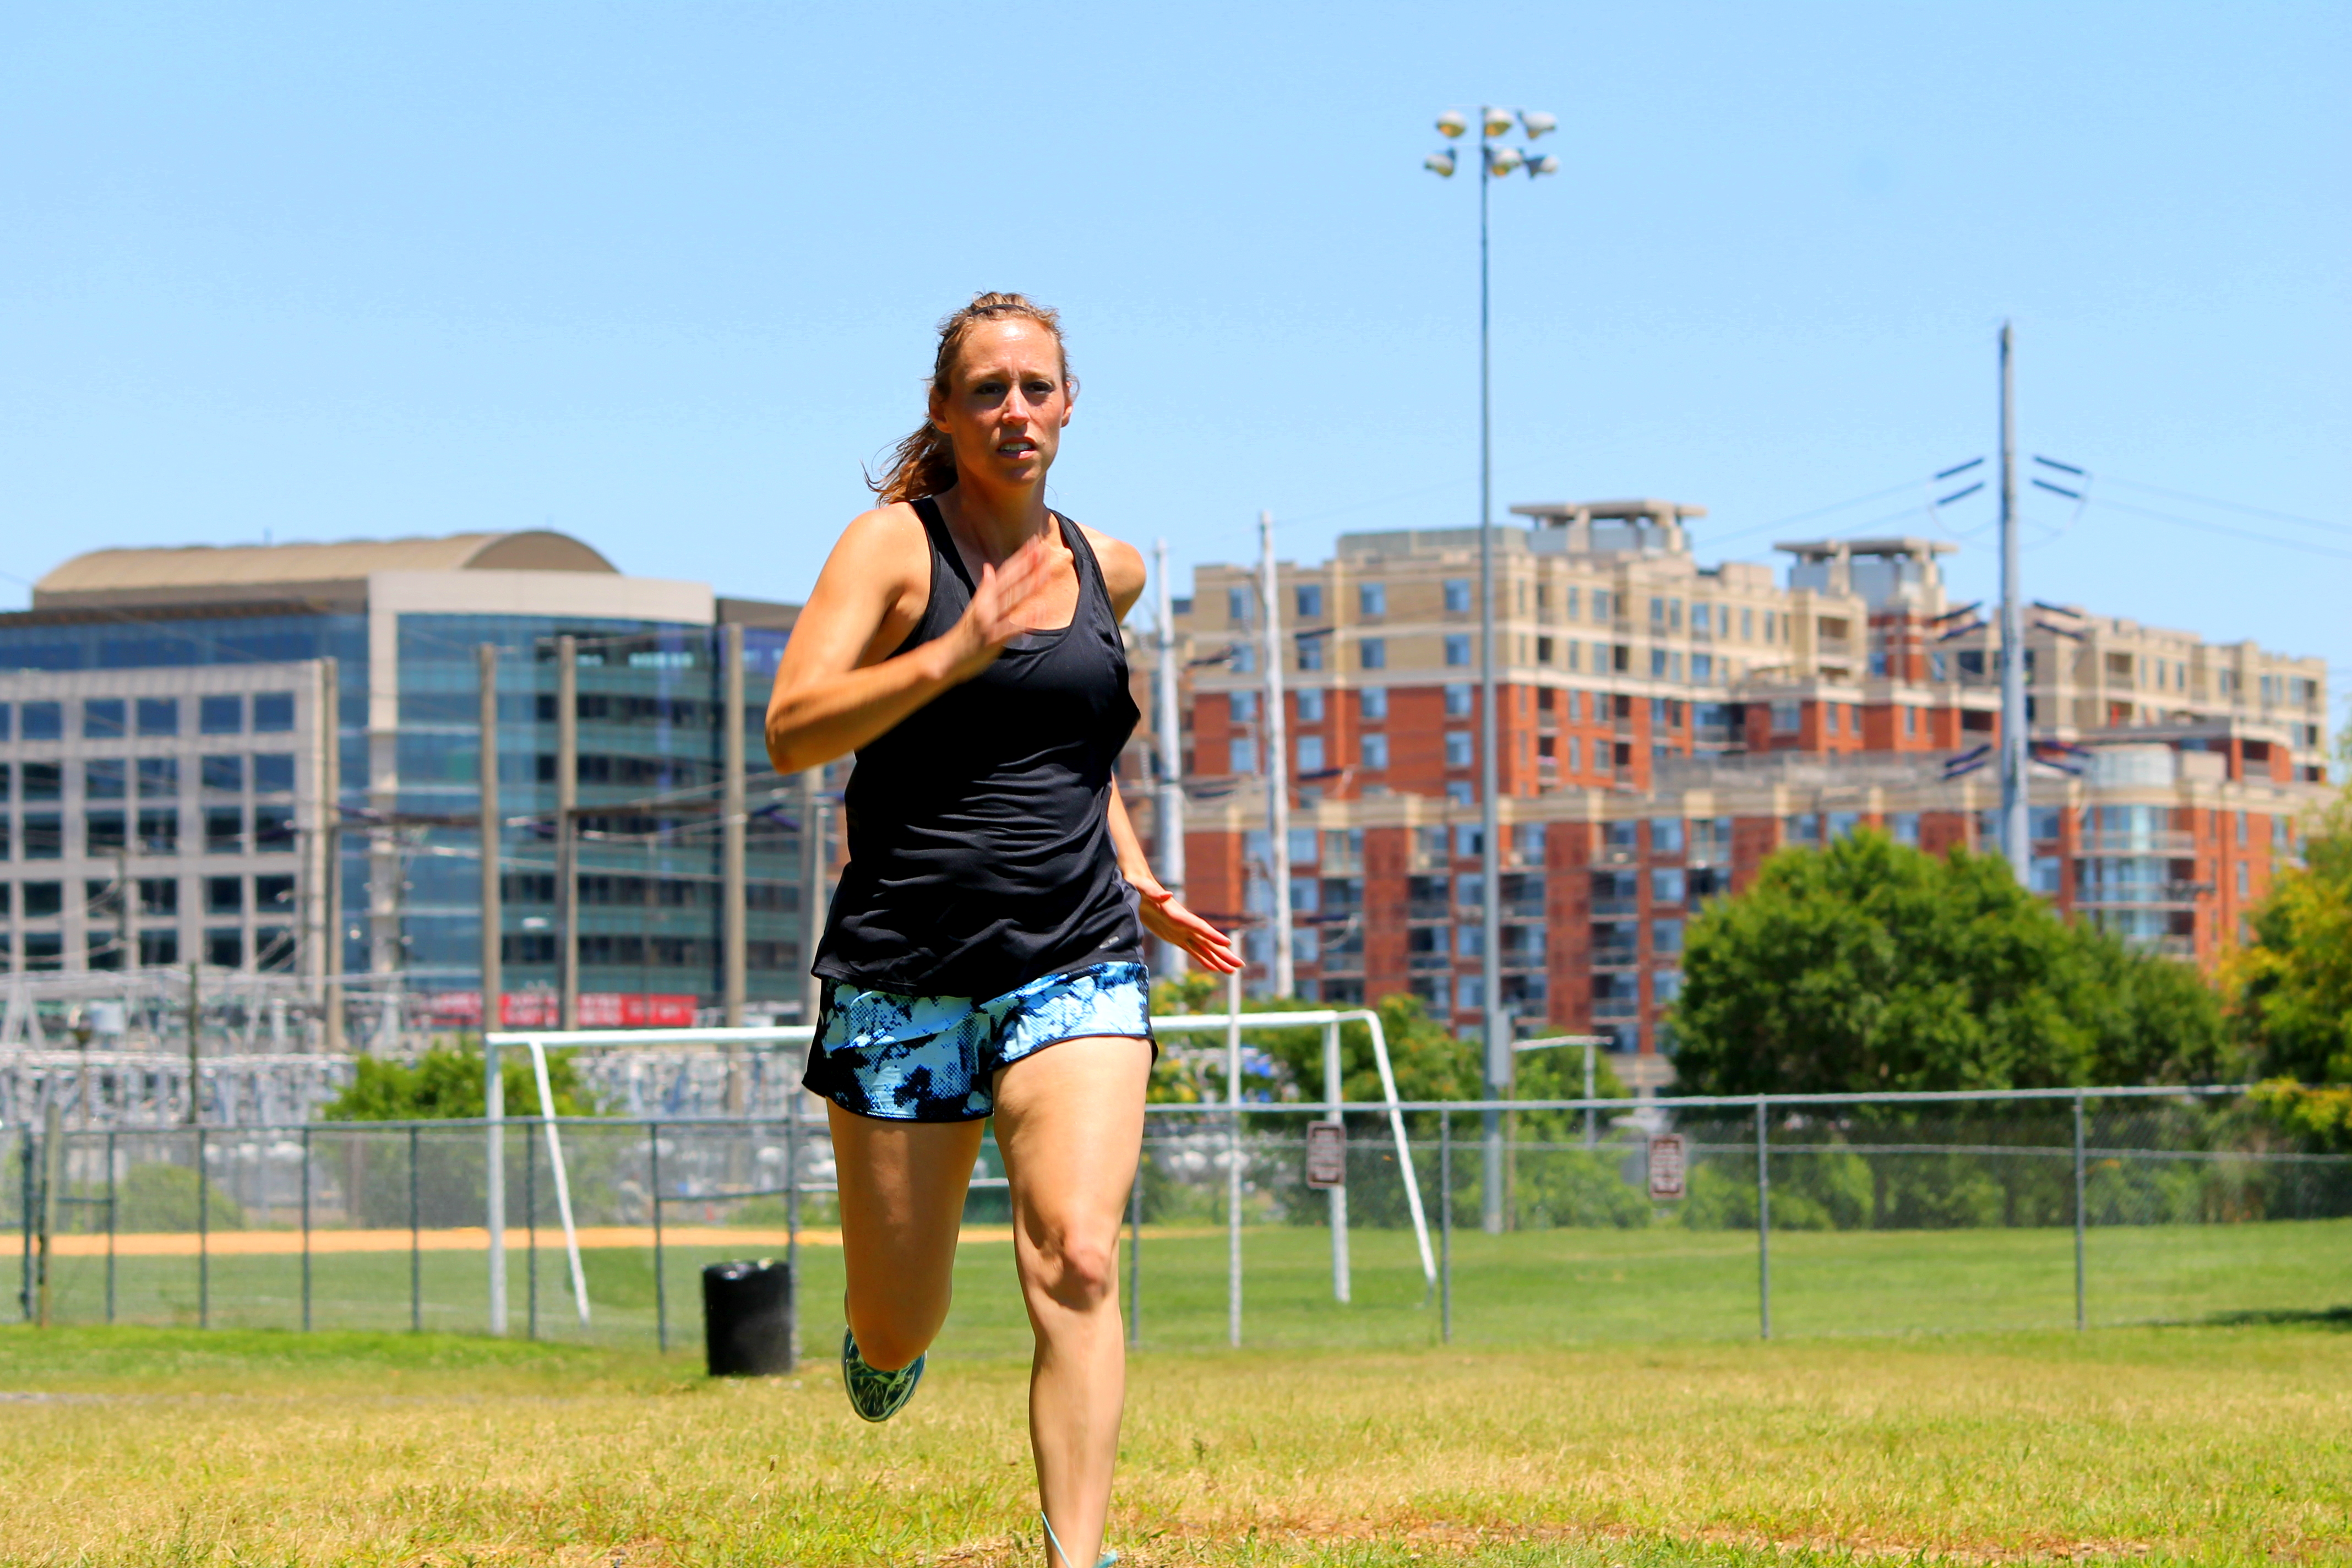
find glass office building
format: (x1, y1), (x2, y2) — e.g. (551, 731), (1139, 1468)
(1, 531), (805, 1016)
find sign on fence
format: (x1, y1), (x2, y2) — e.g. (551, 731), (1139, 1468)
(1647, 1134), (1687, 1200)
(1304, 1120), (1347, 1189)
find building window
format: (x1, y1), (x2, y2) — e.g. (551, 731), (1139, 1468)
(23, 881), (63, 917)
(199, 695), (242, 734)
(1771, 700), (1799, 733)
(1652, 917), (1685, 954)
(1653, 969), (1683, 1005)
(1359, 582), (1386, 617)
(1891, 812), (1920, 846)
(1357, 733), (1389, 772)
(253, 754), (296, 794)
(1231, 644), (1256, 674)
(1650, 649), (1668, 677)
(1230, 691), (1257, 723)
(138, 758), (179, 797)
(139, 929), (179, 966)
(136, 698), (179, 737)
(1295, 584), (1323, 620)
(1228, 738), (1258, 775)
(1295, 689), (1325, 723)
(1295, 635), (1324, 672)
(1444, 579), (1472, 614)
(2031, 856), (2063, 896)
(1537, 635), (1554, 664)
(206, 808), (244, 854)
(255, 805), (295, 852)
(1446, 779), (1474, 805)
(24, 933), (63, 971)
(1651, 868), (1686, 904)
(138, 878), (178, 915)
(1692, 603), (1713, 635)
(203, 755), (244, 793)
(85, 759), (127, 799)
(1227, 587), (1251, 624)
(1445, 731), (1473, 768)
(1359, 687), (1387, 720)
(22, 703), (62, 741)
(1442, 683), (1473, 717)
(84, 699), (127, 739)
(1785, 814), (1821, 844)
(1359, 637), (1386, 671)
(1828, 811), (1861, 840)
(206, 929), (244, 968)
(1741, 607), (1754, 640)
(23, 814), (61, 859)
(206, 876), (245, 915)
(23, 761), (59, 801)
(1651, 818), (1685, 854)
(1444, 634), (1472, 667)
(1691, 653), (1713, 682)
(1567, 736), (1581, 771)
(1296, 736), (1325, 773)
(1826, 705), (1840, 735)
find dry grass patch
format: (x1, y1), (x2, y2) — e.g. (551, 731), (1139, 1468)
(0, 1324), (2343, 1565)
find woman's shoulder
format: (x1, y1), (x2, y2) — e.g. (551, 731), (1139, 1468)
(1069, 519), (1146, 611)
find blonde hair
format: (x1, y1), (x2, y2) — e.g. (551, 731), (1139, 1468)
(869, 292), (1072, 505)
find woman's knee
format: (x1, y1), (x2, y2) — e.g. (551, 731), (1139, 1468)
(1020, 1224), (1120, 1313)
(847, 1294), (943, 1370)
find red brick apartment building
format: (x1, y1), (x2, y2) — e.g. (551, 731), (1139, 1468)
(1130, 501), (2331, 1074)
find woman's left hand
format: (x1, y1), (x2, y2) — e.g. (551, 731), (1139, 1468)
(1132, 878), (1243, 973)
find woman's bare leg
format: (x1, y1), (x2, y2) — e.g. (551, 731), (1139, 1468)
(827, 1103), (984, 1370)
(990, 1036), (1151, 1566)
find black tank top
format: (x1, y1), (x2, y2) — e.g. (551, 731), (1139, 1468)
(812, 496), (1146, 999)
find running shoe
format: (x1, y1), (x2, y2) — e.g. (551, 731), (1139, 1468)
(839, 1327), (924, 1423)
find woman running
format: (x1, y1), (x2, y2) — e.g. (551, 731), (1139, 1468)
(765, 292), (1239, 1568)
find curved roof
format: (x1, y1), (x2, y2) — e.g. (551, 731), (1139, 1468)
(33, 530), (618, 609)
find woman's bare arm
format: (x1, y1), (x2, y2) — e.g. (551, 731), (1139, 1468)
(1106, 776), (1240, 973)
(765, 507), (1065, 773)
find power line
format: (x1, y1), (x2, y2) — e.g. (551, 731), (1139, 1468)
(2086, 496), (2352, 563)
(2099, 476), (2351, 539)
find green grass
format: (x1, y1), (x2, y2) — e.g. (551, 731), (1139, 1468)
(29, 1216), (2349, 1355)
(0, 1320), (2345, 1565)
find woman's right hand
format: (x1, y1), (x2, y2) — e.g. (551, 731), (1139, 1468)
(935, 527), (1068, 685)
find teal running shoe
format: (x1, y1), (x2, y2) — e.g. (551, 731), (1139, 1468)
(1040, 1510), (1117, 1568)
(839, 1328), (924, 1423)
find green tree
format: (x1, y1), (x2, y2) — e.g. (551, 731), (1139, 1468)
(2228, 777), (2352, 1146)
(1674, 830), (2231, 1095)
(321, 1042), (601, 1121)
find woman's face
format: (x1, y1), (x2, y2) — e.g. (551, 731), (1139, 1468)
(930, 318), (1072, 491)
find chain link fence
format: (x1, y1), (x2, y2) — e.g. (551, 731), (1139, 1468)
(9, 1090), (2346, 1352)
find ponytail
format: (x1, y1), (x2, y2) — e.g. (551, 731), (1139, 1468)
(869, 292), (1071, 505)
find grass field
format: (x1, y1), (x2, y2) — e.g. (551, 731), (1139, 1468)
(0, 1315), (2346, 1566)
(28, 1215), (2352, 1353)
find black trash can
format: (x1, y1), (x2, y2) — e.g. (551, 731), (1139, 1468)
(703, 1259), (796, 1376)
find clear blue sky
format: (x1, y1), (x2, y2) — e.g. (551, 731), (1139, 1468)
(4, 3), (2345, 727)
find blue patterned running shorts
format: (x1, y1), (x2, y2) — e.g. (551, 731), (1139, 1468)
(803, 961), (1154, 1122)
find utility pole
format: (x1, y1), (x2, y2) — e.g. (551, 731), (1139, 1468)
(478, 641), (506, 1336)
(1476, 115), (1507, 1237)
(556, 635), (580, 1030)
(721, 624), (748, 1028)
(1259, 511), (1293, 999)
(799, 766), (829, 1027)
(185, 960), (200, 1125)
(1997, 323), (2030, 886)
(1153, 540), (1188, 977)
(320, 656), (344, 1052)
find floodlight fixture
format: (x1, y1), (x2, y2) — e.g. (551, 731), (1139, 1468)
(1436, 110), (1468, 138)
(1527, 152), (1560, 177)
(1481, 107), (1513, 138)
(1487, 145), (1525, 176)
(1518, 110), (1557, 138)
(1424, 150), (1458, 178)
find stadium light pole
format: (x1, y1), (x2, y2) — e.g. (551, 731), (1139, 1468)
(1425, 105), (1558, 1234)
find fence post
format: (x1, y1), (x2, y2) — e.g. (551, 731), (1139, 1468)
(300, 1125), (312, 1333)
(2073, 1092), (2088, 1332)
(408, 1123), (421, 1332)
(105, 1129), (117, 1326)
(1439, 1109), (1453, 1344)
(197, 1125), (210, 1330)
(525, 1124), (538, 1341)
(17, 1131), (30, 1322)
(1322, 1018), (1349, 1304)
(650, 1120), (667, 1354)
(1126, 1129), (1142, 1351)
(784, 1084), (799, 1366)
(1225, 971), (1242, 1351)
(1755, 1097), (1771, 1341)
